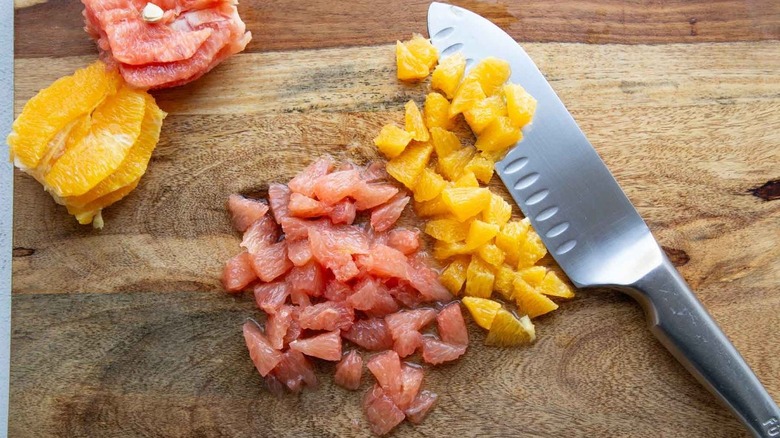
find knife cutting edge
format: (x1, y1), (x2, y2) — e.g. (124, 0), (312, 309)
(427, 3), (780, 437)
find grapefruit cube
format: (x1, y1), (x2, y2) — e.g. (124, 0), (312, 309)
(421, 337), (466, 365)
(266, 305), (294, 350)
(274, 349), (318, 392)
(366, 350), (403, 396)
(412, 167), (447, 202)
(439, 256), (469, 295)
(477, 243), (506, 267)
(405, 100), (429, 142)
(371, 193), (410, 232)
(393, 331), (423, 358)
(342, 317), (394, 351)
(386, 141), (434, 189)
(374, 124), (413, 159)
(463, 57), (511, 96)
(385, 309), (436, 344)
(485, 308), (535, 346)
(387, 228), (420, 255)
(465, 255), (495, 298)
(328, 199), (357, 225)
(405, 34), (438, 70)
(268, 183), (291, 223)
(461, 296), (501, 330)
(437, 302), (468, 346)
(537, 270), (575, 298)
(290, 330), (342, 361)
(286, 239), (313, 267)
(454, 172), (479, 188)
(352, 182), (399, 211)
(465, 219), (500, 249)
(431, 52), (466, 99)
(449, 80), (486, 118)
(475, 116), (521, 153)
(254, 282), (291, 314)
(298, 301), (355, 331)
(405, 390), (438, 424)
(288, 192), (332, 218)
(465, 153), (495, 184)
(437, 146), (476, 181)
(441, 187), (491, 222)
(482, 193), (512, 228)
(227, 194), (269, 232)
(222, 251), (256, 292)
(513, 276), (559, 318)
(347, 278), (399, 317)
(323, 279), (353, 302)
(395, 364), (424, 410)
(424, 92), (454, 130)
(363, 384), (406, 436)
(334, 350), (363, 390)
(313, 169), (362, 206)
(464, 95), (507, 135)
(356, 243), (410, 280)
(243, 321), (283, 377)
(396, 40), (429, 82)
(424, 218), (469, 243)
(250, 241), (293, 282)
(430, 127), (461, 158)
(504, 83), (537, 128)
(241, 215), (280, 254)
(287, 261), (325, 297)
(288, 156), (333, 197)
(406, 255), (454, 302)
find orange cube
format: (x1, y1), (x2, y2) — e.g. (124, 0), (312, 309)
(475, 116), (521, 153)
(405, 34), (438, 70)
(439, 256), (470, 295)
(405, 100), (429, 142)
(374, 123), (413, 158)
(396, 41), (429, 82)
(465, 255), (495, 298)
(424, 92), (454, 130)
(514, 276), (558, 318)
(504, 83), (537, 128)
(441, 187), (491, 221)
(465, 153), (495, 184)
(430, 127), (462, 158)
(413, 167), (447, 202)
(386, 141), (433, 189)
(464, 95), (507, 134)
(482, 192), (512, 228)
(437, 146), (476, 181)
(431, 53), (466, 99)
(424, 218), (470, 243)
(449, 80), (487, 118)
(462, 57), (511, 96)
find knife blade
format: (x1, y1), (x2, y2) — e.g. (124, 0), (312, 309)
(427, 3), (780, 437)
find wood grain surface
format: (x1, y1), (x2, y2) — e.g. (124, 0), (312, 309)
(10, 0), (780, 436)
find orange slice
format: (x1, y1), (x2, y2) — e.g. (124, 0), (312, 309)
(8, 61), (120, 170)
(67, 178), (141, 227)
(44, 86), (147, 197)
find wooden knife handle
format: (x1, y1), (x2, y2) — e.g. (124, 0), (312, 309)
(625, 256), (780, 437)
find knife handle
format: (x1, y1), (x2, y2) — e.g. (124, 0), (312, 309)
(625, 255), (780, 438)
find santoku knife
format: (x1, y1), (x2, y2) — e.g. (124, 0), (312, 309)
(427, 3), (780, 437)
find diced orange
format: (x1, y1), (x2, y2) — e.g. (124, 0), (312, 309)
(493, 265), (516, 300)
(464, 95), (507, 135)
(423, 92), (454, 130)
(495, 219), (531, 267)
(449, 80), (486, 118)
(514, 276), (558, 318)
(412, 167), (447, 202)
(516, 224), (547, 268)
(432, 240), (469, 261)
(374, 123), (413, 158)
(405, 34), (438, 71)
(405, 100), (429, 142)
(485, 309), (535, 346)
(437, 146), (475, 181)
(439, 256), (469, 295)
(516, 266), (547, 286)
(44, 86), (147, 197)
(424, 218), (469, 243)
(386, 141), (434, 189)
(504, 83), (537, 128)
(454, 172), (479, 188)
(462, 296), (501, 330)
(462, 57), (511, 96)
(477, 243), (505, 267)
(464, 153), (494, 184)
(482, 193), (512, 228)
(414, 195), (450, 217)
(465, 219), (500, 249)
(465, 255), (494, 298)
(475, 116), (521, 153)
(537, 271), (575, 298)
(431, 53), (466, 99)
(430, 127), (462, 159)
(8, 61), (121, 170)
(441, 187), (491, 222)
(396, 41), (429, 82)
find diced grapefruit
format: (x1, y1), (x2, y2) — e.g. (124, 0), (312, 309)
(286, 261), (325, 297)
(334, 350), (363, 391)
(298, 301), (354, 331)
(288, 192), (332, 218)
(421, 337), (466, 365)
(240, 215), (279, 254)
(366, 350), (403, 397)
(395, 364), (424, 410)
(436, 303), (468, 346)
(286, 239), (313, 267)
(356, 243), (410, 280)
(227, 194), (269, 232)
(249, 241), (293, 282)
(405, 390), (438, 424)
(329, 199), (357, 225)
(387, 229), (420, 255)
(323, 279), (353, 302)
(266, 305), (293, 350)
(222, 251), (256, 292)
(268, 183), (292, 223)
(273, 348), (318, 392)
(288, 157), (334, 197)
(313, 169), (361, 205)
(371, 193), (410, 232)
(352, 182), (399, 211)
(243, 321), (283, 377)
(342, 318), (394, 351)
(253, 282), (290, 314)
(290, 330), (342, 361)
(363, 384), (406, 436)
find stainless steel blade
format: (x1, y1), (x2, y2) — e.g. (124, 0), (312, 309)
(428, 3), (780, 437)
(428, 2), (656, 289)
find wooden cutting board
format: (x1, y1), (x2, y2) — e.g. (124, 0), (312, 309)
(10, 0), (780, 436)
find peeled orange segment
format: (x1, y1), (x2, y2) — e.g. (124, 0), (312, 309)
(437, 146), (475, 182)
(67, 177), (141, 226)
(396, 41), (429, 82)
(461, 296), (501, 330)
(513, 276), (559, 318)
(423, 93), (454, 130)
(44, 86), (147, 197)
(374, 124), (413, 159)
(386, 141), (434, 189)
(449, 80), (486, 118)
(430, 127), (462, 159)
(454, 172), (479, 188)
(462, 57), (511, 97)
(404, 100), (429, 142)
(465, 255), (495, 298)
(7, 61), (120, 170)
(464, 95), (507, 135)
(493, 265), (516, 300)
(481, 193), (512, 228)
(439, 256), (469, 295)
(537, 271), (575, 298)
(475, 116), (522, 153)
(404, 34), (439, 71)
(516, 266), (547, 286)
(464, 154), (494, 185)
(431, 53), (466, 99)
(412, 167), (447, 202)
(65, 94), (165, 208)
(485, 309), (535, 346)
(504, 83), (538, 128)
